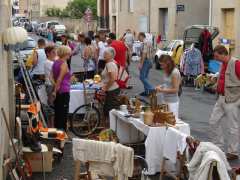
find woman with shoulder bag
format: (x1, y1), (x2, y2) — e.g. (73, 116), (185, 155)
(101, 47), (120, 119)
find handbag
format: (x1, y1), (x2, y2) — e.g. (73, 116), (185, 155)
(105, 62), (130, 89)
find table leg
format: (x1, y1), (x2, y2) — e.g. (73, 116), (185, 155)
(160, 158), (166, 180)
(74, 160), (81, 180)
(115, 115), (118, 134)
(42, 152), (46, 180)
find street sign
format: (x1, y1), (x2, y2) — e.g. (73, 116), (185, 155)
(177, 4), (185, 12)
(84, 8), (93, 23)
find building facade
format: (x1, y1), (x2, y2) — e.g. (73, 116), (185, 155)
(97, 0), (110, 30)
(31, 0), (70, 19)
(212, 0), (240, 57)
(1, 0), (16, 179)
(18, 0), (28, 15)
(98, 0), (209, 40)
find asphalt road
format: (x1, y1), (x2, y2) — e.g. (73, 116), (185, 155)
(30, 34), (239, 180)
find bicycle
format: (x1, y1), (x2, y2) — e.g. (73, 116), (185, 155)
(70, 83), (106, 137)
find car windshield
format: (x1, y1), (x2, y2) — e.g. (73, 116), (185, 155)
(20, 18), (29, 23)
(162, 41), (174, 51)
(48, 22), (59, 28)
(19, 39), (36, 50)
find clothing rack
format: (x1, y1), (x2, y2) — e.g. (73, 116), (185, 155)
(16, 51), (47, 127)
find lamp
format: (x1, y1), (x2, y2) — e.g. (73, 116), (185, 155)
(2, 27), (28, 51)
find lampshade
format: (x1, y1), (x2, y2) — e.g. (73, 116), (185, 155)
(2, 27), (28, 45)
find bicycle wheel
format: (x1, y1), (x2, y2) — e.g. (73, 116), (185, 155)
(70, 104), (100, 137)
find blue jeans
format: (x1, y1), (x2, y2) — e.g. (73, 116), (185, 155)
(140, 59), (154, 93)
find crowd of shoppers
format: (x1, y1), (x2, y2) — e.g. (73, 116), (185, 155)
(30, 30), (240, 163)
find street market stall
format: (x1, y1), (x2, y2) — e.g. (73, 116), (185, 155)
(109, 109), (190, 175)
(69, 82), (100, 113)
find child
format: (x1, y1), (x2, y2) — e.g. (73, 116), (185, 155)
(44, 45), (57, 127)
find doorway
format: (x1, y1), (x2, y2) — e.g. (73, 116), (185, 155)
(159, 8), (168, 39)
(112, 16), (116, 33)
(222, 8), (235, 40)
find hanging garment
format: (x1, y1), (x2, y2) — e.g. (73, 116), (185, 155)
(180, 48), (204, 76)
(198, 29), (213, 63)
(188, 142), (231, 180)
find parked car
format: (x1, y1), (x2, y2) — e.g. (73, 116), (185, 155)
(18, 17), (30, 27)
(183, 25), (219, 50)
(42, 21), (60, 37)
(12, 37), (37, 70)
(32, 21), (39, 32)
(52, 24), (66, 40)
(25, 21), (38, 32)
(154, 40), (184, 69)
(36, 23), (45, 36)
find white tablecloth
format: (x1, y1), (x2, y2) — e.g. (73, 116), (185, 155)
(69, 89), (95, 113)
(69, 90), (84, 113)
(69, 83), (100, 113)
(109, 109), (191, 175)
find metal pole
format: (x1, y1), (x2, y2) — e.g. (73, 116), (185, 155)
(209, 0), (212, 26)
(148, 0), (151, 33)
(103, 0), (106, 29)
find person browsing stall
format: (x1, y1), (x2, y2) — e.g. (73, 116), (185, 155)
(61, 34), (75, 69)
(31, 39), (47, 82)
(101, 47), (120, 118)
(44, 45), (57, 88)
(82, 37), (96, 79)
(209, 45), (240, 160)
(52, 46), (72, 131)
(155, 55), (181, 118)
(138, 32), (154, 96)
(44, 45), (57, 127)
(108, 32), (128, 67)
(97, 31), (107, 73)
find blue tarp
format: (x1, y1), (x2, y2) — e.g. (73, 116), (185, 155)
(208, 60), (221, 73)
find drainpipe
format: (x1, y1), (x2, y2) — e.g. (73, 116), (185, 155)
(148, 0), (151, 33)
(209, 0), (212, 26)
(103, 0), (107, 29)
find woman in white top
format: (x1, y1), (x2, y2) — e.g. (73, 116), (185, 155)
(155, 55), (181, 118)
(101, 47), (120, 117)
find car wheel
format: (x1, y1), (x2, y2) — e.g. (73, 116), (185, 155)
(155, 56), (161, 70)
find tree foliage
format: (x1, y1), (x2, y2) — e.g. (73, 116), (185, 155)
(45, 0), (97, 19)
(46, 7), (62, 17)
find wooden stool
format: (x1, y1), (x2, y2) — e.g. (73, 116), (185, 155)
(74, 161), (92, 180)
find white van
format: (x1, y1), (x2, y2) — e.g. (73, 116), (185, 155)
(42, 21), (60, 37)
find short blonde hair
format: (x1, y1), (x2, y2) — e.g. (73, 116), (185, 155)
(57, 45), (71, 58)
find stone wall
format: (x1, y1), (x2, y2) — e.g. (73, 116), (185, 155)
(0, 0), (15, 179)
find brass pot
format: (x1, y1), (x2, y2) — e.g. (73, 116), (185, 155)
(144, 107), (154, 126)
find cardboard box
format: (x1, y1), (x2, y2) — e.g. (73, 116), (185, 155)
(23, 151), (53, 172)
